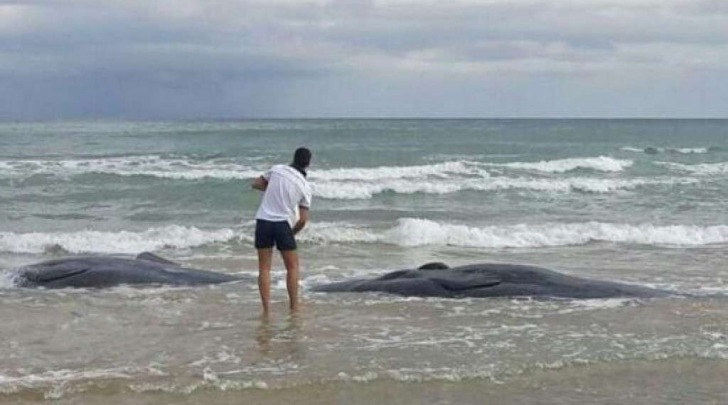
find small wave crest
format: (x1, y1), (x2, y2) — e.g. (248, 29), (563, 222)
(384, 219), (728, 248)
(2, 219), (725, 255)
(303, 219), (728, 248)
(0, 270), (19, 288)
(487, 156), (632, 173)
(311, 161), (485, 181)
(313, 177), (693, 200)
(621, 146), (713, 155)
(655, 161), (728, 175)
(0, 155), (262, 180)
(2, 155), (631, 181)
(0, 226), (238, 254)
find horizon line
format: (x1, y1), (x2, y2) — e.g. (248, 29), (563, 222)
(2, 116), (728, 123)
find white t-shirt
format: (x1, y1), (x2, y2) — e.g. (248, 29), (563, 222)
(255, 165), (312, 224)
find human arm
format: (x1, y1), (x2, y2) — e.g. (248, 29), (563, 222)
(292, 206), (309, 235)
(251, 176), (268, 191)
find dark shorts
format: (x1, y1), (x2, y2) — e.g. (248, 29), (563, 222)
(255, 219), (297, 251)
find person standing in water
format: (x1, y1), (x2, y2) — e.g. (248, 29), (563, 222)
(251, 147), (312, 314)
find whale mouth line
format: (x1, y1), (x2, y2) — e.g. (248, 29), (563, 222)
(434, 278), (502, 292)
(34, 268), (89, 284)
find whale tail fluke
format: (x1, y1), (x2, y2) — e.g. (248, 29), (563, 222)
(136, 252), (179, 266)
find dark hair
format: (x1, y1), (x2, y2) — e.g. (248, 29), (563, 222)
(291, 147), (312, 177)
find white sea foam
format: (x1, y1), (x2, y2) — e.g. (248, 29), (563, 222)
(0, 226), (238, 254)
(655, 161), (728, 175)
(487, 156), (632, 173)
(620, 147), (647, 153)
(673, 148), (710, 154)
(0, 368), (136, 399)
(2, 155), (632, 186)
(621, 146), (711, 155)
(2, 218), (725, 255)
(300, 222), (382, 244)
(312, 176), (694, 200)
(382, 219), (728, 248)
(303, 219), (728, 248)
(0, 155), (262, 180)
(0, 271), (17, 289)
(0, 156), (485, 182)
(311, 161), (485, 181)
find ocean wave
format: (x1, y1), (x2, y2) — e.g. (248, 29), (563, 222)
(0, 226), (239, 254)
(0, 155), (262, 180)
(302, 219), (728, 248)
(311, 161), (486, 181)
(2, 155), (631, 184)
(0, 157), (488, 183)
(654, 161), (728, 175)
(312, 176), (695, 200)
(2, 218), (724, 256)
(0, 367), (151, 400)
(486, 156), (632, 173)
(0, 271), (16, 289)
(382, 219), (728, 248)
(673, 147), (712, 154)
(621, 146), (713, 155)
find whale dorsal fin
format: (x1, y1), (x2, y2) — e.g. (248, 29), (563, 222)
(418, 262), (449, 270)
(136, 252), (179, 266)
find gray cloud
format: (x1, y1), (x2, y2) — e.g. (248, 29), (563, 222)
(1, 0), (726, 118)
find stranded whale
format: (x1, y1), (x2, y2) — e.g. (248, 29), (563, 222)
(312, 262), (670, 299)
(13, 252), (245, 289)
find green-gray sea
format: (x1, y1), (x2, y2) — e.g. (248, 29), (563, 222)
(1, 119), (727, 404)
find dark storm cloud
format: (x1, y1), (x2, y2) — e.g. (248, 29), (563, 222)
(1, 0), (726, 118)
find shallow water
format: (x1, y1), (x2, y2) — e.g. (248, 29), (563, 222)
(1, 119), (728, 403)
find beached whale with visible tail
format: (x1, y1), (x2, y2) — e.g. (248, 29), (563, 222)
(312, 262), (671, 299)
(13, 252), (245, 289)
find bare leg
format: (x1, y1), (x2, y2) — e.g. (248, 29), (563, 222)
(257, 248), (273, 314)
(280, 249), (300, 312)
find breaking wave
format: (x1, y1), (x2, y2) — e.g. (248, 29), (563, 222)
(0, 226), (238, 254)
(621, 146), (713, 155)
(3, 218), (727, 255)
(311, 161), (486, 181)
(312, 177), (694, 200)
(301, 219), (728, 248)
(0, 155), (262, 180)
(655, 161), (728, 175)
(485, 156), (633, 173)
(1, 156), (631, 181)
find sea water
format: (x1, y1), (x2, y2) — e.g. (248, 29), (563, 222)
(1, 119), (727, 403)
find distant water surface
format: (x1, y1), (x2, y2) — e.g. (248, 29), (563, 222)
(1, 119), (727, 403)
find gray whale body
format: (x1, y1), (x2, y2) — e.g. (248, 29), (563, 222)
(14, 252), (244, 289)
(312, 262), (669, 299)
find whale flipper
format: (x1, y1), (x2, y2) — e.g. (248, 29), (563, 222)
(136, 252), (179, 266)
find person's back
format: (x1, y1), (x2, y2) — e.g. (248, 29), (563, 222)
(251, 148), (313, 314)
(256, 164), (311, 224)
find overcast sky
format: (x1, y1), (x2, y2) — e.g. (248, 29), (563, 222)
(1, 0), (727, 119)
